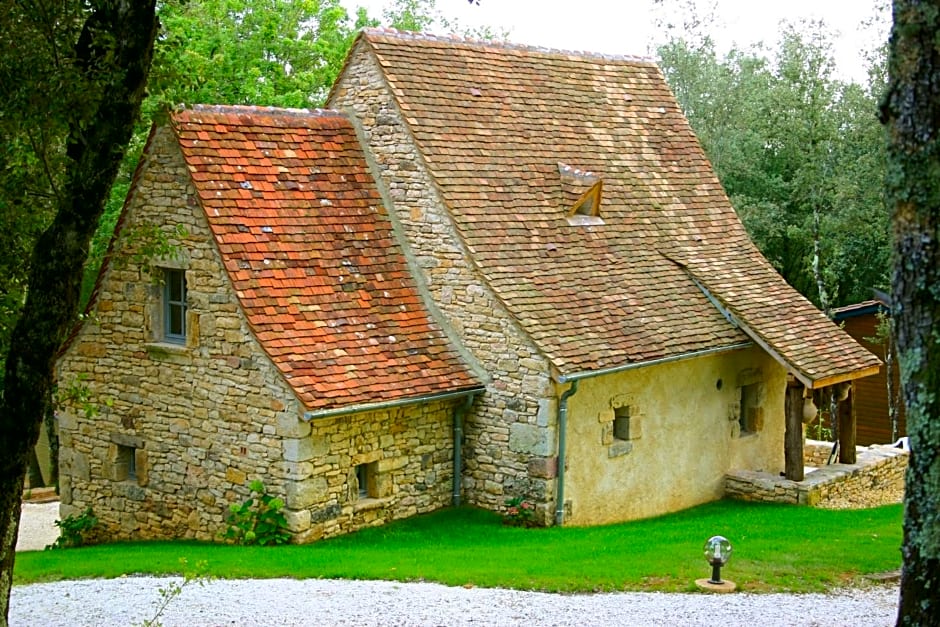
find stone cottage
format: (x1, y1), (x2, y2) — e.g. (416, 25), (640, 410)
(56, 106), (483, 542)
(325, 30), (880, 525)
(58, 30), (881, 541)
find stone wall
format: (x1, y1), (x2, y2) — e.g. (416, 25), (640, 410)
(725, 443), (908, 509)
(328, 43), (558, 521)
(803, 439), (834, 467)
(286, 400), (458, 543)
(57, 126), (456, 542)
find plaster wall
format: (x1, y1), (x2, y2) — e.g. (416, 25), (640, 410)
(562, 346), (786, 525)
(329, 43), (558, 519)
(56, 126), (455, 542)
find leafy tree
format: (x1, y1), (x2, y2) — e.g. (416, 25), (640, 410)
(657, 23), (890, 309)
(154, 0), (369, 110)
(879, 1), (940, 623)
(0, 2), (159, 623)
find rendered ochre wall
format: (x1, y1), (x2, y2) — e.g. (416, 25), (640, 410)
(562, 346), (786, 525)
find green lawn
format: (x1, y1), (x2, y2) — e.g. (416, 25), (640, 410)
(14, 500), (902, 593)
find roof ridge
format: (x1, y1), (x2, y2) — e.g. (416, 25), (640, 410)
(361, 27), (655, 64)
(185, 104), (344, 118)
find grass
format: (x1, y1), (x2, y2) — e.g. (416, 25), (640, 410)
(14, 500), (902, 593)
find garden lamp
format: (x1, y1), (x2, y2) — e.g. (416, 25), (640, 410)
(704, 535), (733, 584)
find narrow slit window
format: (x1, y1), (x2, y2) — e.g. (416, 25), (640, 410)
(117, 444), (137, 482)
(164, 268), (187, 343)
(356, 463), (377, 499)
(613, 406), (630, 441)
(739, 383), (760, 435)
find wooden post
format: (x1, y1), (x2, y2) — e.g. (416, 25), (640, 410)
(838, 382), (857, 464)
(785, 380), (805, 481)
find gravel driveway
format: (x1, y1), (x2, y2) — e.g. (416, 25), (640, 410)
(12, 501), (899, 626)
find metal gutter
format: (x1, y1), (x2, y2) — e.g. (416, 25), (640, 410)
(302, 386), (484, 421)
(554, 342), (754, 384)
(452, 392), (476, 506)
(554, 380), (579, 526)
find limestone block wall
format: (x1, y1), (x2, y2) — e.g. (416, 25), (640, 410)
(725, 444), (908, 508)
(56, 127), (458, 543)
(284, 400), (458, 543)
(803, 439), (834, 467)
(329, 44), (558, 520)
(56, 126), (300, 541)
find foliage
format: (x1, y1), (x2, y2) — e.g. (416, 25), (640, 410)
(55, 374), (104, 421)
(45, 508), (98, 550)
(153, 0), (366, 110)
(502, 496), (535, 527)
(0, 1), (159, 622)
(222, 480), (290, 546)
(657, 20), (890, 309)
(135, 558), (211, 627)
(17, 502), (903, 594)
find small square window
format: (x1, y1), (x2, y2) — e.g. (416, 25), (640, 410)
(163, 268), (187, 343)
(613, 407), (631, 441)
(116, 445), (137, 482)
(356, 463), (377, 499)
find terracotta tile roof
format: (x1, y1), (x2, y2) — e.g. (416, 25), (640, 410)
(172, 105), (481, 411)
(354, 30), (880, 385)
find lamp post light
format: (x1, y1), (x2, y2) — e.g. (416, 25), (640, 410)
(695, 535), (736, 593)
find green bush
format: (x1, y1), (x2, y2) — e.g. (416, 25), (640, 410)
(222, 480), (290, 546)
(46, 507), (98, 549)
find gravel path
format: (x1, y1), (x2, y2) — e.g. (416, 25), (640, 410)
(15, 501), (60, 552)
(10, 577), (899, 626)
(12, 501), (899, 626)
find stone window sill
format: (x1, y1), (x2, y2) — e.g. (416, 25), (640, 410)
(608, 440), (633, 458)
(145, 342), (189, 359)
(353, 496), (391, 513)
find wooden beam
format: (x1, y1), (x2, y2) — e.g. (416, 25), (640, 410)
(838, 382), (857, 464)
(785, 381), (805, 481)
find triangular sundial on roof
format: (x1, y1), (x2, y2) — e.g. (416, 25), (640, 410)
(558, 162), (604, 225)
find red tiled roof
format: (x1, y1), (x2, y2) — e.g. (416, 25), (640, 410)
(172, 105), (481, 411)
(353, 30), (880, 385)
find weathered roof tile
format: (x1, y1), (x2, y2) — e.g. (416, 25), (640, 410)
(172, 105), (481, 410)
(358, 30), (879, 385)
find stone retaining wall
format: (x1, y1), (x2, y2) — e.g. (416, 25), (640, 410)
(802, 439), (834, 468)
(725, 442), (908, 508)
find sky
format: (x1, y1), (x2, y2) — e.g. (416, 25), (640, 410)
(340, 0), (890, 84)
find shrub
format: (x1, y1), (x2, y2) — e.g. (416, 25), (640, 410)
(222, 480), (290, 545)
(46, 507), (98, 549)
(503, 496), (536, 527)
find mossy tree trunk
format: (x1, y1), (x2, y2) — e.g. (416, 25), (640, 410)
(880, 2), (940, 624)
(0, 3), (157, 624)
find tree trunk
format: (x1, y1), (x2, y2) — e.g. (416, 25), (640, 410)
(880, 2), (940, 624)
(0, 4), (157, 624)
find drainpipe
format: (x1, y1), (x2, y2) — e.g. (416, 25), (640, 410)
(453, 393), (476, 506)
(555, 380), (579, 526)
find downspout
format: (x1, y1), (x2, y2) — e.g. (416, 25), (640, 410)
(453, 393), (476, 506)
(555, 380), (579, 526)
